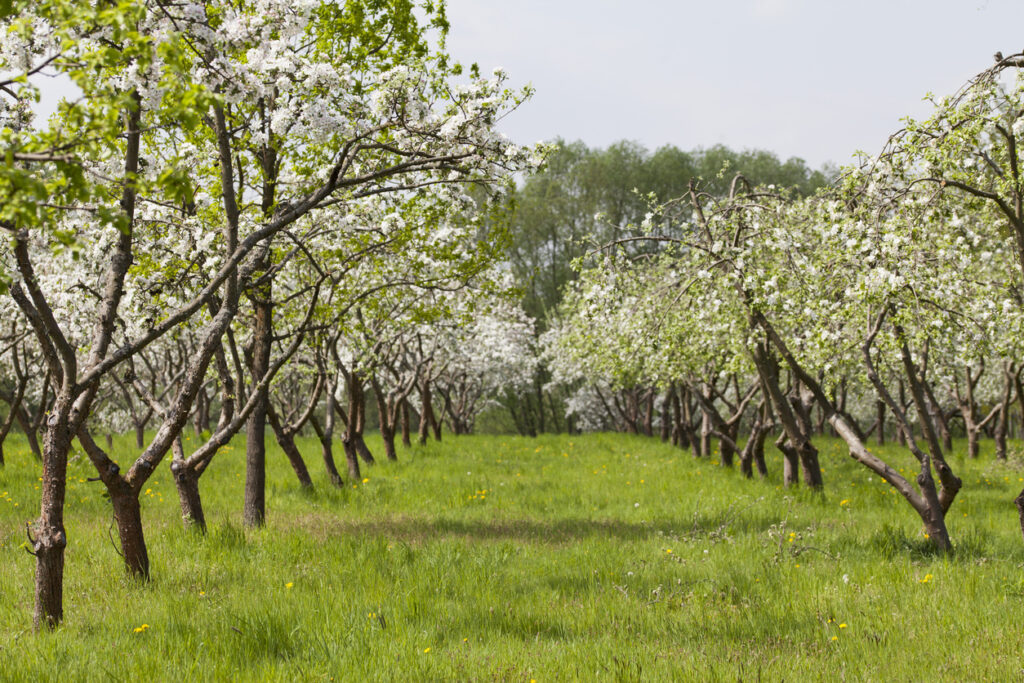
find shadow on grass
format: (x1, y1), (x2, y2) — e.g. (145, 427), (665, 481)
(291, 512), (780, 546)
(866, 522), (1005, 561)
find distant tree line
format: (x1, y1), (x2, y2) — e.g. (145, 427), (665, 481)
(494, 140), (834, 435)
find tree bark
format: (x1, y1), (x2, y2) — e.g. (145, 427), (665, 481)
(267, 405), (313, 489)
(995, 363), (1016, 460)
(660, 386), (671, 443)
(372, 377), (399, 462)
(110, 486), (149, 579)
(171, 459), (206, 532)
(309, 413), (344, 488)
(750, 341), (821, 488)
(32, 399), (72, 631)
(418, 380), (432, 446)
(400, 398), (412, 447)
(243, 279), (272, 528)
(876, 399), (886, 445)
(345, 371), (375, 465)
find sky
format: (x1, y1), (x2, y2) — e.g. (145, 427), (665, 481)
(444, 0), (1024, 169)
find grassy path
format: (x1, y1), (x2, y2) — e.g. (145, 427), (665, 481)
(2, 432), (1023, 680)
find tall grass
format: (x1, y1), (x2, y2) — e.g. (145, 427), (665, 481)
(1, 431), (1023, 680)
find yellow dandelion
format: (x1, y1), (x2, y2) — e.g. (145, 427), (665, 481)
(133, 624), (150, 633)
(831, 636), (838, 641)
(423, 647), (431, 653)
(285, 582), (294, 589)
(839, 623), (847, 629)
(362, 478), (369, 483)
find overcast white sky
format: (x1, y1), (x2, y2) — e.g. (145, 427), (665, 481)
(444, 0), (1024, 169)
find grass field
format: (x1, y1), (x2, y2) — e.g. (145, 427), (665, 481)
(2, 431), (1024, 681)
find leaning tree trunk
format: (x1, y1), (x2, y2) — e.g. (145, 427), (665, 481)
(267, 407), (313, 489)
(751, 340), (823, 490)
(342, 434), (361, 481)
(739, 419), (766, 479)
(23, 417), (42, 460)
(171, 460), (207, 532)
(309, 415), (344, 488)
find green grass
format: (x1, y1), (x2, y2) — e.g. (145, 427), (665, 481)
(2, 431), (1024, 681)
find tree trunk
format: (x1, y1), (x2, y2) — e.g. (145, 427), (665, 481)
(719, 438), (734, 468)
(699, 411), (711, 459)
(995, 364), (1014, 460)
(32, 401), (73, 631)
(135, 423), (145, 449)
(643, 389), (654, 437)
(925, 384), (953, 452)
(753, 429), (768, 478)
(429, 400), (442, 442)
(110, 487), (149, 579)
(876, 399), (885, 445)
(739, 423), (763, 478)
(372, 377), (399, 461)
(401, 398), (411, 447)
(777, 436), (800, 487)
(418, 382), (431, 446)
(171, 461), (206, 532)
(798, 442), (823, 488)
(343, 435), (361, 481)
(535, 378), (546, 434)
(310, 411), (344, 488)
(750, 341), (823, 490)
(1016, 486), (1024, 544)
(660, 387), (672, 443)
(243, 289), (272, 529)
(17, 408), (41, 460)
(267, 407), (313, 489)
(347, 372), (374, 465)
(354, 433), (375, 465)
(194, 388), (211, 436)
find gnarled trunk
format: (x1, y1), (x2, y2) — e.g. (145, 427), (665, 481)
(32, 401), (73, 630)
(110, 487), (149, 578)
(267, 407), (313, 489)
(171, 460), (206, 532)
